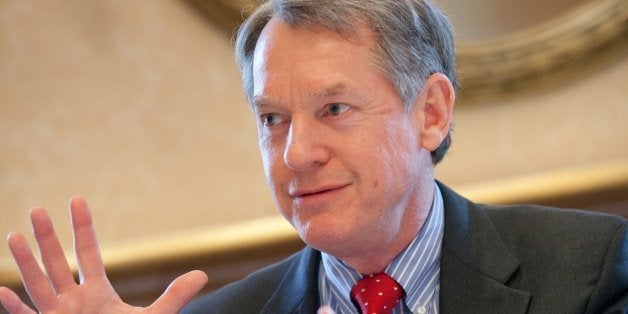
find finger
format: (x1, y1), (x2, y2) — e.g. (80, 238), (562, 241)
(30, 207), (76, 293)
(7, 233), (57, 310)
(69, 196), (107, 283)
(149, 270), (208, 313)
(0, 287), (37, 314)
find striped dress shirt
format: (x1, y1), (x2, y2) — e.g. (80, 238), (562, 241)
(318, 183), (444, 314)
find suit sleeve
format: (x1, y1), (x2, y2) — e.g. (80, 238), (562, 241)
(588, 218), (628, 314)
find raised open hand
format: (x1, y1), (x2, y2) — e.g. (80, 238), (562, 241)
(0, 197), (208, 314)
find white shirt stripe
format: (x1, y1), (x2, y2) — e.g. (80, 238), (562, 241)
(318, 183), (444, 313)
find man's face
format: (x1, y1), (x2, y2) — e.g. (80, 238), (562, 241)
(251, 18), (435, 261)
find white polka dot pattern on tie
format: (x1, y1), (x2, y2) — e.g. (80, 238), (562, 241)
(350, 272), (405, 314)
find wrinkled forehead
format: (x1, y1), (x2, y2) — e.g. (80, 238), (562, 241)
(251, 16), (380, 89)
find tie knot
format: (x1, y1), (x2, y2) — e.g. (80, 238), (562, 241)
(350, 272), (405, 314)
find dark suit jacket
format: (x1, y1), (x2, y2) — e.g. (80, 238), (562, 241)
(184, 183), (628, 313)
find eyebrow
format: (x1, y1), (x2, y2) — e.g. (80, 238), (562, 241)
(309, 83), (352, 99)
(252, 82), (356, 109)
(252, 96), (273, 110)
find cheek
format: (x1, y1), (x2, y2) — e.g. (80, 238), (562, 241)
(258, 135), (286, 190)
(259, 145), (273, 176)
(375, 124), (420, 187)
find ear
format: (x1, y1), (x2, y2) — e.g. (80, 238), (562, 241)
(416, 73), (455, 151)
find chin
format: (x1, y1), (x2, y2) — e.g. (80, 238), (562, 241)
(294, 216), (352, 253)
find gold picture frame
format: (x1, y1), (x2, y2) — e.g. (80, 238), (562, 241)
(188, 0), (628, 97)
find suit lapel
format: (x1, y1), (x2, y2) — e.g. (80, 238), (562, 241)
(261, 247), (321, 313)
(438, 182), (531, 313)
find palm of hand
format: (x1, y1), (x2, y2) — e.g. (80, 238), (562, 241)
(0, 197), (208, 314)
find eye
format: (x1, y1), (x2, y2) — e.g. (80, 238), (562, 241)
(323, 103), (350, 117)
(260, 113), (284, 127)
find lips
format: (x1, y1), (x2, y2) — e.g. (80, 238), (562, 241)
(289, 183), (350, 200)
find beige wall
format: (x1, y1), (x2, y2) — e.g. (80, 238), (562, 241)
(437, 52), (628, 184)
(0, 0), (276, 262)
(1, 0), (627, 270)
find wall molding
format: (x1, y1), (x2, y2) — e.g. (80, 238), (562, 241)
(457, 0), (628, 96)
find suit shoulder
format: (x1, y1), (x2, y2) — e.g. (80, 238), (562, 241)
(482, 204), (626, 269)
(483, 204), (625, 239)
(482, 205), (627, 311)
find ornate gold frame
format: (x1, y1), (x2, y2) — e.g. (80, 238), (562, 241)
(188, 0), (628, 97)
(458, 0), (628, 96)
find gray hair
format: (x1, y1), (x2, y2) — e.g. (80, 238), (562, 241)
(235, 0), (457, 164)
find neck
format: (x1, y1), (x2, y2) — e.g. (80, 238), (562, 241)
(341, 181), (435, 274)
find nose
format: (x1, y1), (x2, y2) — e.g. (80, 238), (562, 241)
(283, 116), (330, 171)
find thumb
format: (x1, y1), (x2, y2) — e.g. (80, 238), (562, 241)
(0, 287), (37, 314)
(148, 270), (208, 313)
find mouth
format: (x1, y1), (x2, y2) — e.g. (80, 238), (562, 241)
(289, 183), (350, 201)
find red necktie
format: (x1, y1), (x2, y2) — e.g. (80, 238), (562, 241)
(350, 272), (405, 314)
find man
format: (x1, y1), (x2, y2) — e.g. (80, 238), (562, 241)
(1, 0), (626, 313)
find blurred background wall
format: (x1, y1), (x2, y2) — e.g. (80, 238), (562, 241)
(0, 0), (275, 261)
(1, 0), (626, 306)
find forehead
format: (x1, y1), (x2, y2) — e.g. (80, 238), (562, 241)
(252, 17), (380, 102)
(257, 16), (375, 54)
